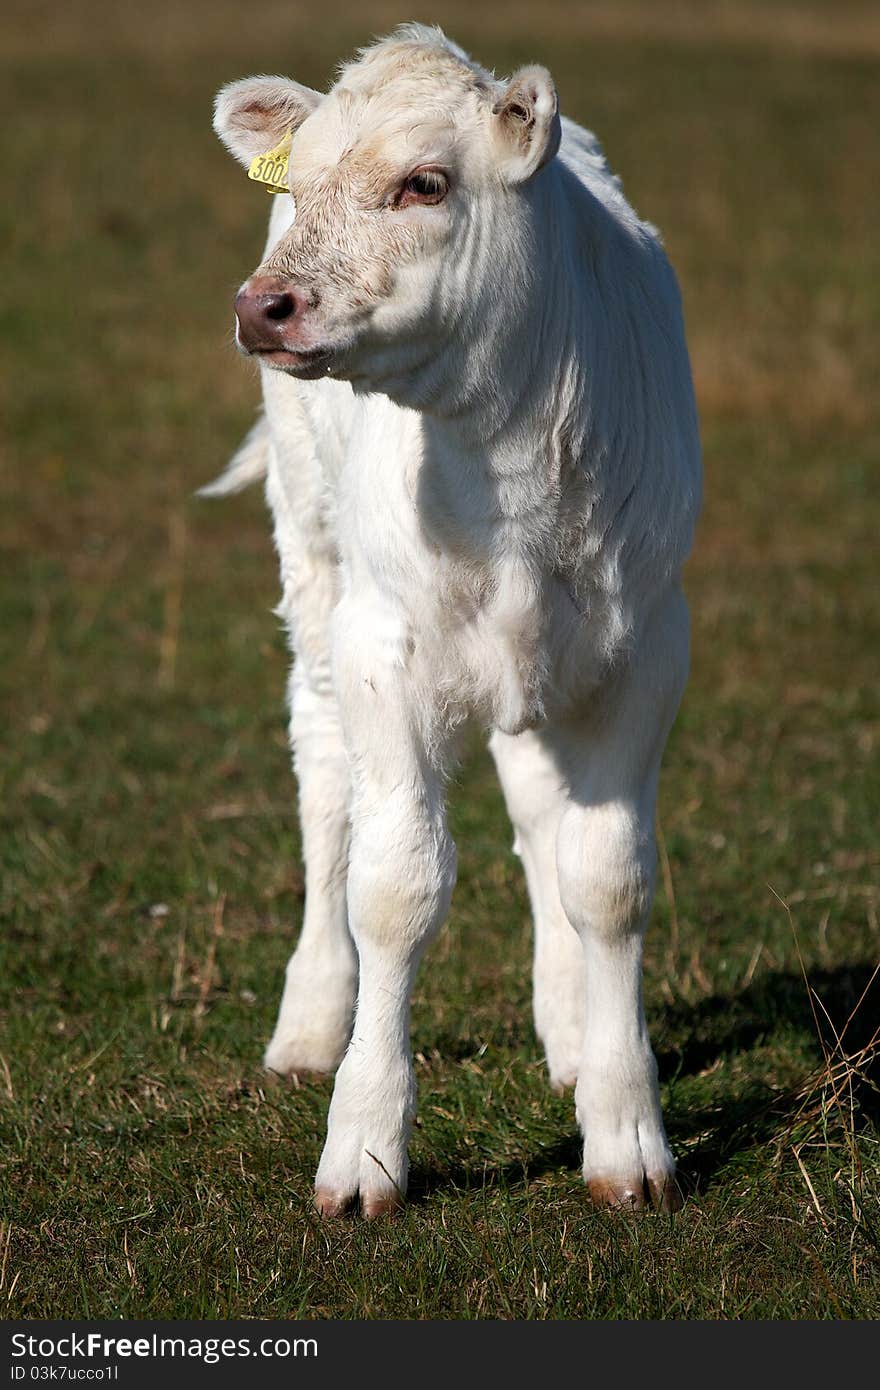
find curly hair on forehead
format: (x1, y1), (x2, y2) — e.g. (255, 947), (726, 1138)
(338, 22), (497, 96)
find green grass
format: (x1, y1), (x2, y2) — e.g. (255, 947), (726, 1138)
(1, 0), (879, 1319)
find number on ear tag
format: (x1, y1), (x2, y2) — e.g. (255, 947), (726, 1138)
(247, 132), (292, 194)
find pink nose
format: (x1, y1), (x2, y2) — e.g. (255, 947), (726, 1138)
(235, 276), (303, 350)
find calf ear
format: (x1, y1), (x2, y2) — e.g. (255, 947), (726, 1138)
(491, 66), (561, 184)
(213, 76), (321, 167)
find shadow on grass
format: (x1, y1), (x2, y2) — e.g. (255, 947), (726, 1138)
(409, 960), (880, 1204)
(652, 960), (880, 1084)
(656, 959), (880, 1193)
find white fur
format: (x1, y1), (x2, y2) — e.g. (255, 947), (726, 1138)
(208, 25), (701, 1214)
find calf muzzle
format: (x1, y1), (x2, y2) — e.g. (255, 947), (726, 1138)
(235, 275), (304, 352)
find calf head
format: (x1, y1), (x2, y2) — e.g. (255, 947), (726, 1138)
(214, 25), (561, 398)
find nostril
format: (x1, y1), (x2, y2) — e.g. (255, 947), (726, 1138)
(234, 282), (301, 345)
(264, 292), (296, 321)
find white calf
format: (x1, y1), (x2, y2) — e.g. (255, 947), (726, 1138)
(206, 24), (701, 1216)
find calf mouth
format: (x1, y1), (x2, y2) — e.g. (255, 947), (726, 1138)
(241, 344), (339, 380)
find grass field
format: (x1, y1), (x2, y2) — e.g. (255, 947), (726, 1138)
(1, 0), (879, 1319)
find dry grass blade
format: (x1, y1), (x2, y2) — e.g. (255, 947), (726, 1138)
(194, 894), (226, 1024)
(0, 1224), (12, 1295)
(768, 885), (880, 1206)
(792, 1146), (829, 1231)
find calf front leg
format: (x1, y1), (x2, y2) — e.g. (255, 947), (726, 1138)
(314, 766), (455, 1217)
(314, 612), (455, 1217)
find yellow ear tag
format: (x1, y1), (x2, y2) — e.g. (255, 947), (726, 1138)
(247, 132), (292, 194)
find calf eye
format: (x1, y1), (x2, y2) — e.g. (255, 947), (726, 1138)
(396, 168), (449, 208)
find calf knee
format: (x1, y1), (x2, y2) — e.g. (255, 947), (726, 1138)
(348, 800), (457, 953)
(556, 804), (655, 941)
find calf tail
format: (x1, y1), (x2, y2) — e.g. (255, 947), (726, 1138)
(197, 414), (270, 497)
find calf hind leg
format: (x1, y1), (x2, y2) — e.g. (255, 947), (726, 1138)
(556, 790), (681, 1210)
(553, 594), (690, 1210)
(490, 728), (586, 1090)
(264, 668), (357, 1078)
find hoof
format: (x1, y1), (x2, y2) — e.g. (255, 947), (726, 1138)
(648, 1174), (684, 1212)
(313, 1188), (353, 1218)
(361, 1192), (404, 1221)
(587, 1174), (683, 1213)
(313, 1187), (403, 1220)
